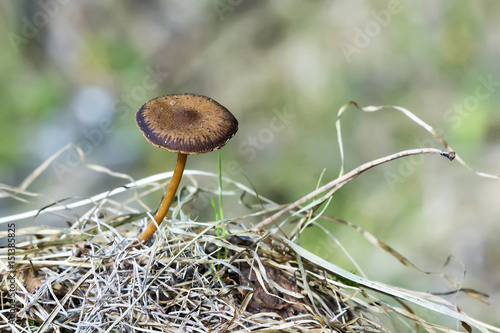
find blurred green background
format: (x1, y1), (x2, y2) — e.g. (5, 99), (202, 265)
(1, 0), (499, 326)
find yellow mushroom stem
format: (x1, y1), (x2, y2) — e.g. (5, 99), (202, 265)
(137, 153), (188, 243)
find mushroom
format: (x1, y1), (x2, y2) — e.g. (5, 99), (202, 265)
(135, 93), (238, 244)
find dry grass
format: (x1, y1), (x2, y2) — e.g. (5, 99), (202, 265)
(1, 102), (498, 332)
(1, 168), (494, 332)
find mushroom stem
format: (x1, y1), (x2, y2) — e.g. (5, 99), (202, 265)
(137, 153), (187, 243)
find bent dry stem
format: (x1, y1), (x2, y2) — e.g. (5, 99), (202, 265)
(253, 148), (455, 230)
(137, 153), (187, 243)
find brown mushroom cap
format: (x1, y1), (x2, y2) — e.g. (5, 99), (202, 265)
(136, 94), (238, 154)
